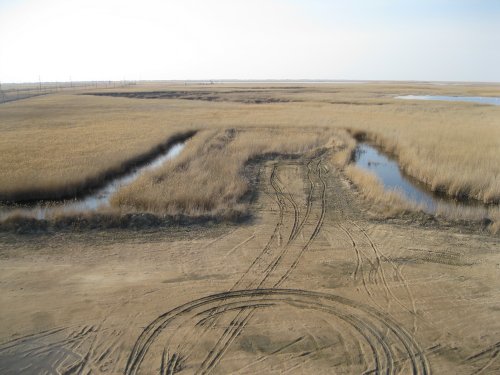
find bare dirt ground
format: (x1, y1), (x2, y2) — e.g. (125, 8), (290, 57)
(1, 151), (499, 374)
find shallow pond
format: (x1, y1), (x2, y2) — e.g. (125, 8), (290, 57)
(0, 143), (185, 220)
(353, 143), (487, 213)
(395, 95), (500, 106)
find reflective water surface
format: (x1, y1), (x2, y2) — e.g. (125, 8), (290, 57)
(395, 95), (500, 106)
(353, 143), (487, 212)
(0, 143), (184, 220)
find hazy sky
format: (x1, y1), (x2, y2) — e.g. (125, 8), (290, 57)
(1, 0), (499, 83)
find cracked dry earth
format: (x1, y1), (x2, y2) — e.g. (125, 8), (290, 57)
(1, 154), (499, 374)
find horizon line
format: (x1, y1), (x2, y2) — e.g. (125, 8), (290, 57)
(2, 79), (500, 85)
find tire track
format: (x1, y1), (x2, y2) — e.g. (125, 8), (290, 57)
(125, 155), (433, 375)
(329, 220), (426, 371)
(163, 162), (294, 364)
(274, 160), (327, 286)
(195, 159), (325, 374)
(123, 153), (434, 375)
(325, 166), (423, 340)
(349, 221), (419, 335)
(123, 288), (430, 375)
(125, 157), (323, 374)
(2, 152), (434, 375)
(289, 159), (315, 243)
(466, 341), (500, 375)
(274, 171), (300, 242)
(334, 224), (379, 305)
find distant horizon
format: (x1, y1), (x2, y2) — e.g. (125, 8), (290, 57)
(2, 78), (500, 85)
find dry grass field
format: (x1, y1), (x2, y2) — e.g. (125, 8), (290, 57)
(0, 83), (499, 374)
(1, 83), (499, 207)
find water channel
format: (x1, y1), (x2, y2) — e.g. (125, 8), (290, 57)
(395, 95), (500, 106)
(353, 143), (490, 213)
(0, 143), (185, 221)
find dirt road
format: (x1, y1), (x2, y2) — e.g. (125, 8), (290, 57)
(1, 153), (499, 374)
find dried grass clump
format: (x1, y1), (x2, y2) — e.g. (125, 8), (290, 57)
(330, 129), (357, 168)
(435, 204), (500, 234)
(489, 208), (500, 234)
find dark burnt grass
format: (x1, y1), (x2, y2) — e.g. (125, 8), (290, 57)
(0, 211), (253, 235)
(329, 101), (389, 106)
(83, 91), (299, 104)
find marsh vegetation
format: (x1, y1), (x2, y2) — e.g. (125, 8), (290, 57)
(0, 82), (499, 230)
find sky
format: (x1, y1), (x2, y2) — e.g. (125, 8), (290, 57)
(0, 0), (499, 83)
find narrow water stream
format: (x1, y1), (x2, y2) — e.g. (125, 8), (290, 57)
(396, 95), (500, 106)
(353, 143), (489, 213)
(0, 143), (185, 221)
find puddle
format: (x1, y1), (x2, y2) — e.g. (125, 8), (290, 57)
(395, 95), (500, 106)
(353, 143), (488, 213)
(0, 143), (184, 220)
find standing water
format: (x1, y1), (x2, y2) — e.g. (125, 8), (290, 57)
(353, 143), (488, 213)
(395, 95), (500, 106)
(0, 143), (185, 220)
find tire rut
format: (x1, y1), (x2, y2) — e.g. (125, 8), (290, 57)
(124, 289), (430, 375)
(124, 155), (431, 375)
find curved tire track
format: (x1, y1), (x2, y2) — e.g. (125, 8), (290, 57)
(124, 289), (430, 375)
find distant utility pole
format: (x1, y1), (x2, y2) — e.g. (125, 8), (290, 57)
(38, 75), (42, 93)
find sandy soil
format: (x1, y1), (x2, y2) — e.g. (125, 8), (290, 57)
(1, 153), (499, 374)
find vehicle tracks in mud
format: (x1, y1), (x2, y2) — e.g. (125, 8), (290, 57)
(124, 289), (431, 375)
(0, 323), (126, 375)
(1, 153), (440, 375)
(124, 155), (431, 375)
(129, 156), (326, 374)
